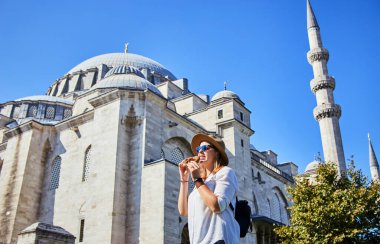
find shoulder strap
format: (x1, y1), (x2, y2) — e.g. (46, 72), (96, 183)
(229, 196), (238, 212)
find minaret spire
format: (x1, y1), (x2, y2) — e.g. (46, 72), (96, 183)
(306, 0), (346, 176)
(368, 133), (380, 182)
(307, 0), (319, 29)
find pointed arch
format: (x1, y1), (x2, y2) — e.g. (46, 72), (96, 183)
(273, 186), (290, 224)
(82, 145), (92, 182)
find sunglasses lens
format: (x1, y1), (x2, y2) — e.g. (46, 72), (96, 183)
(196, 145), (212, 152)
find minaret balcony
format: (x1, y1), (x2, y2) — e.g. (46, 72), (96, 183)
(307, 48), (329, 64)
(310, 76), (335, 93)
(313, 103), (341, 121)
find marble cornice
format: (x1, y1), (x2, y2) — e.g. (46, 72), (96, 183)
(4, 120), (46, 139)
(216, 118), (254, 136)
(55, 110), (94, 131)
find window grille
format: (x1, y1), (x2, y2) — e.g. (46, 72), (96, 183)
(49, 156), (62, 190)
(27, 104), (38, 117)
(63, 109), (72, 119)
(45, 106), (55, 119)
(79, 219), (85, 242)
(170, 147), (184, 165)
(82, 146), (92, 182)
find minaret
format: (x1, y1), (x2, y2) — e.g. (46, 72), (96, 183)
(368, 134), (380, 182)
(306, 0), (346, 176)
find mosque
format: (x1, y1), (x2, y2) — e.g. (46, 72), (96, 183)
(0, 1), (378, 244)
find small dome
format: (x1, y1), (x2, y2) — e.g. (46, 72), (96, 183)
(91, 72), (162, 96)
(104, 65), (145, 78)
(305, 160), (322, 174)
(211, 90), (240, 102)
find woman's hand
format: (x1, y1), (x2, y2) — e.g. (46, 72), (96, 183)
(179, 159), (190, 181)
(187, 161), (202, 180)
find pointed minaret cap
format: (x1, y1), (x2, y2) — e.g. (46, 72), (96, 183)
(369, 133), (379, 168)
(307, 0), (319, 29)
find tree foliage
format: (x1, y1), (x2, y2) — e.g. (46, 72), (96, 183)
(275, 162), (380, 244)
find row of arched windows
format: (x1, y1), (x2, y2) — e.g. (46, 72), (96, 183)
(49, 145), (91, 190)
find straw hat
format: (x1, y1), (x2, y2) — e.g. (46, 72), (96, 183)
(191, 133), (229, 165)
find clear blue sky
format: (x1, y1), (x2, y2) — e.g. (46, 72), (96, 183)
(1, 0), (379, 177)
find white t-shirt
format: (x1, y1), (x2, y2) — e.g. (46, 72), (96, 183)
(188, 166), (240, 244)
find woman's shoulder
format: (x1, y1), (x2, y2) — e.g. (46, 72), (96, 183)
(216, 166), (238, 179)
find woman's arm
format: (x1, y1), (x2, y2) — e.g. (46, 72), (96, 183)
(194, 180), (220, 213)
(190, 164), (237, 213)
(178, 161), (189, 216)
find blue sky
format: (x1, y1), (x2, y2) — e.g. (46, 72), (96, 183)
(0, 0), (379, 177)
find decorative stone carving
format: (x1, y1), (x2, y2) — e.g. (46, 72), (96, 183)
(122, 104), (142, 126)
(310, 76), (335, 93)
(307, 48), (329, 64)
(313, 104), (341, 121)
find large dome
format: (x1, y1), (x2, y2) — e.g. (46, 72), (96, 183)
(67, 53), (176, 80)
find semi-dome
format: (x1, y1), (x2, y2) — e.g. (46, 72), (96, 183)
(68, 53), (176, 80)
(91, 69), (162, 96)
(211, 90), (240, 102)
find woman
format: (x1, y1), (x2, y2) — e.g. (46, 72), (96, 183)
(178, 133), (240, 244)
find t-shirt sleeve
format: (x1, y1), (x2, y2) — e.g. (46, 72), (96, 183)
(214, 168), (239, 212)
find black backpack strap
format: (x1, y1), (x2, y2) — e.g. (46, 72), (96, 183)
(229, 196), (238, 212)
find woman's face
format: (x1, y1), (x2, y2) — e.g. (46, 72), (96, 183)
(197, 141), (218, 166)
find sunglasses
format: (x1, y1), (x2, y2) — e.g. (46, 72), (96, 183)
(196, 144), (214, 153)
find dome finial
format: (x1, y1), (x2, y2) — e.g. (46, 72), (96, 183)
(224, 81), (227, 90)
(124, 42), (129, 54)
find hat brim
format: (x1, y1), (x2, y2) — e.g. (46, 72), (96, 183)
(191, 134), (229, 165)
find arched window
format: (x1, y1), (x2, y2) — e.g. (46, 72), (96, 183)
(170, 147), (184, 165)
(82, 146), (92, 182)
(49, 156), (62, 190)
(272, 194), (281, 222)
(45, 106), (55, 119)
(27, 104), (38, 117)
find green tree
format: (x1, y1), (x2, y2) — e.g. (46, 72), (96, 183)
(275, 162), (380, 244)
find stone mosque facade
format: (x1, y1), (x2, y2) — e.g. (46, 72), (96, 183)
(0, 1), (379, 244)
(0, 47), (297, 243)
